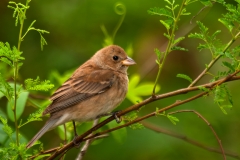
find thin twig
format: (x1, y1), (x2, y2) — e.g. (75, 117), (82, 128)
(169, 110), (226, 160)
(190, 2), (216, 24)
(28, 147), (59, 159)
(142, 121), (240, 159)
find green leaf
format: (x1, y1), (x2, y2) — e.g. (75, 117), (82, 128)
(211, 30), (221, 40)
(197, 43), (208, 51)
(220, 105), (232, 115)
(198, 86), (210, 92)
(218, 18), (234, 32)
(160, 20), (170, 31)
(128, 74), (140, 89)
(197, 21), (208, 34)
(134, 83), (160, 96)
(214, 84), (233, 114)
(19, 107), (43, 128)
(0, 116), (13, 139)
(173, 36), (185, 45)
(154, 48), (162, 60)
(171, 46), (188, 51)
(163, 33), (171, 39)
(147, 7), (173, 19)
(167, 114), (179, 125)
(125, 43), (133, 57)
(0, 57), (13, 67)
(25, 76), (54, 91)
(199, 0), (213, 6)
(127, 74), (160, 104)
(188, 33), (203, 39)
(0, 73), (14, 100)
(181, 8), (191, 16)
(222, 61), (235, 71)
(176, 74), (193, 83)
(7, 91), (29, 122)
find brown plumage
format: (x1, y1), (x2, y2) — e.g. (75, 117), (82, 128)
(26, 45), (136, 148)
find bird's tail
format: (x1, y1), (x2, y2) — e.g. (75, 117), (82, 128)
(26, 118), (58, 149)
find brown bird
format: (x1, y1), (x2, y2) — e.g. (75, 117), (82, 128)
(26, 45), (136, 148)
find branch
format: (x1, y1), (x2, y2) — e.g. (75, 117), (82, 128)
(44, 71), (240, 159)
(188, 31), (240, 87)
(190, 2), (216, 24)
(169, 110), (225, 160)
(142, 121), (240, 159)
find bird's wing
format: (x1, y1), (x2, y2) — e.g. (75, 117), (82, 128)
(43, 68), (115, 115)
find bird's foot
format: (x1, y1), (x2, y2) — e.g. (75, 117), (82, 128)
(96, 110), (122, 123)
(72, 134), (81, 148)
(111, 110), (122, 123)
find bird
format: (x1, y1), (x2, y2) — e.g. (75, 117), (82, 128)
(26, 45), (136, 148)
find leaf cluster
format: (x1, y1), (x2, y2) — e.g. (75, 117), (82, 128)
(25, 77), (54, 91)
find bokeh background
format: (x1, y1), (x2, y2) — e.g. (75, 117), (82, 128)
(0, 0), (240, 159)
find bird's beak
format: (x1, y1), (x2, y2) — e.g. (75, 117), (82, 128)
(122, 56), (136, 66)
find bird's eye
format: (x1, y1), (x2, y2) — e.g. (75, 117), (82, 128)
(113, 55), (119, 61)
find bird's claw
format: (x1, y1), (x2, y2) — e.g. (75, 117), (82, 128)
(111, 110), (122, 123)
(72, 134), (81, 148)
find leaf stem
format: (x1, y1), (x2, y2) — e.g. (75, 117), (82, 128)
(188, 31), (240, 87)
(152, 0), (187, 96)
(13, 0), (29, 146)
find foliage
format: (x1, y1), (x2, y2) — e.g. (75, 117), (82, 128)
(0, 0), (53, 159)
(1, 0), (240, 159)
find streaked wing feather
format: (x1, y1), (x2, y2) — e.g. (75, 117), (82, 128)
(43, 69), (115, 115)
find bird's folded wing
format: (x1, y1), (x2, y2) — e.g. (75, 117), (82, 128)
(43, 69), (115, 115)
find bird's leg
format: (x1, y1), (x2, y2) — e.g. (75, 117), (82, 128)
(72, 120), (81, 147)
(111, 110), (121, 123)
(97, 110), (122, 123)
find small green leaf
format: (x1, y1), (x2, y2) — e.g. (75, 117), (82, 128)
(198, 86), (210, 92)
(173, 36), (185, 45)
(211, 30), (221, 40)
(134, 83), (160, 96)
(128, 74), (140, 90)
(127, 74), (160, 104)
(222, 61), (235, 71)
(147, 7), (173, 19)
(197, 21), (208, 34)
(163, 33), (171, 39)
(171, 46), (188, 51)
(7, 91), (29, 122)
(160, 20), (170, 31)
(199, 0), (213, 6)
(176, 74), (192, 83)
(188, 33), (203, 39)
(167, 114), (179, 125)
(25, 77), (54, 91)
(181, 8), (191, 16)
(154, 48), (162, 60)
(0, 116), (13, 138)
(218, 18), (234, 32)
(125, 43), (133, 57)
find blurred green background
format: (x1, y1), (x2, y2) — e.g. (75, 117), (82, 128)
(0, 0), (240, 159)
